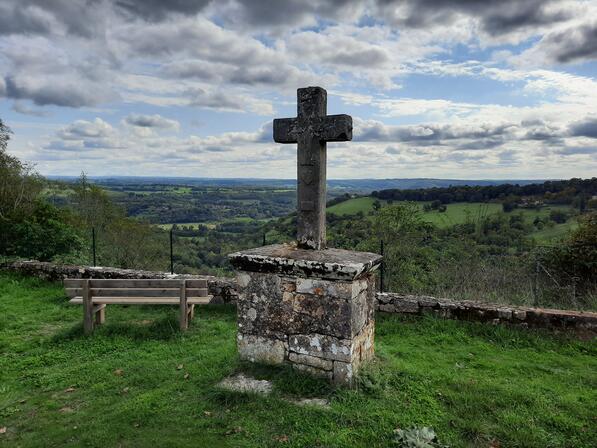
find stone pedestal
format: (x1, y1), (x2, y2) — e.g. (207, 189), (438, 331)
(228, 244), (381, 385)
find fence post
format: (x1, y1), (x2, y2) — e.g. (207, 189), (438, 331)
(380, 239), (384, 293)
(92, 227), (96, 267)
(263, 233), (266, 246)
(170, 227), (174, 275)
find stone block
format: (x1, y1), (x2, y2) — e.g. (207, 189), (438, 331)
(497, 308), (513, 320)
(289, 333), (352, 362)
(513, 310), (527, 320)
(292, 363), (332, 379)
(418, 296), (439, 307)
(332, 361), (353, 385)
(288, 352), (333, 371)
(237, 333), (286, 365)
(393, 298), (420, 313)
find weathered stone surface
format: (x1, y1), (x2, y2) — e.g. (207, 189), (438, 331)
(285, 397), (330, 409)
(273, 86), (352, 250)
(289, 352), (333, 371)
(376, 292), (597, 339)
(237, 333), (286, 365)
(332, 361), (354, 385)
(292, 363), (332, 379)
(237, 271), (359, 339)
(217, 374), (272, 395)
(513, 310), (527, 320)
(394, 298), (420, 313)
(354, 320), (375, 363)
(228, 244), (382, 281)
(497, 308), (513, 319)
(289, 333), (352, 362)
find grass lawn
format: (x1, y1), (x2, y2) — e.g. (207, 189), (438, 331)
(1, 273), (595, 448)
(327, 197), (578, 237)
(328, 197), (386, 215)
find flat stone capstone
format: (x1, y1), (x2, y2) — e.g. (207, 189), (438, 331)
(228, 243), (382, 281)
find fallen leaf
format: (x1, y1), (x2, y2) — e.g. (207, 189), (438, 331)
(65, 387), (76, 393)
(176, 364), (183, 370)
(113, 369), (124, 376)
(0, 427), (6, 434)
(133, 423), (140, 428)
(122, 387), (129, 394)
(184, 373), (190, 379)
(19, 399), (26, 404)
(274, 434), (289, 442)
(225, 426), (243, 435)
(203, 411), (212, 417)
(59, 406), (73, 414)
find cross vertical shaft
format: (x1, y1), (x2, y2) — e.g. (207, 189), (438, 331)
(273, 87), (352, 250)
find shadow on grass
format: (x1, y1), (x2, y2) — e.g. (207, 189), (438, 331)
(205, 361), (337, 408)
(51, 315), (182, 342)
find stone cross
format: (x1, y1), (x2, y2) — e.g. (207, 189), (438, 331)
(273, 86), (352, 250)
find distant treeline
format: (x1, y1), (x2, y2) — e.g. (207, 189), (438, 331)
(372, 178), (597, 204)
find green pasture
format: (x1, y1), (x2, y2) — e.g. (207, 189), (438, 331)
(1, 273), (595, 447)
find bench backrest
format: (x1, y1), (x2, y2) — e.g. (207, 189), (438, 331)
(64, 279), (208, 300)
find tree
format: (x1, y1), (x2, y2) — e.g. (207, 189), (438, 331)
(366, 203), (436, 292)
(1, 119), (83, 261)
(543, 212), (597, 299)
(0, 120), (43, 221)
(0, 119), (10, 152)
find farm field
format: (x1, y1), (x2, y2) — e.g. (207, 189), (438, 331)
(1, 273), (595, 448)
(327, 197), (577, 235)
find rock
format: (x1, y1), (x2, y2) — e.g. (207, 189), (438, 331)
(285, 397), (331, 409)
(217, 374), (272, 395)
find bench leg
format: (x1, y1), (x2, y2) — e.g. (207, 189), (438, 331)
(179, 304), (189, 330)
(83, 297), (94, 335)
(189, 304), (195, 321)
(179, 280), (188, 331)
(95, 305), (106, 325)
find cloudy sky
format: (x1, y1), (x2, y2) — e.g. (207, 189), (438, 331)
(1, 0), (596, 179)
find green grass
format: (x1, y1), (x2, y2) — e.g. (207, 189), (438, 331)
(1, 273), (595, 447)
(420, 203), (502, 227)
(328, 197), (578, 235)
(327, 197), (386, 215)
(530, 221), (578, 243)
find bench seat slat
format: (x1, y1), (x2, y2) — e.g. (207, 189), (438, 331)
(64, 279), (208, 289)
(69, 296), (213, 305)
(65, 288), (208, 298)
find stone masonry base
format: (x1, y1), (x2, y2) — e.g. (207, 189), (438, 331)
(235, 271), (376, 385)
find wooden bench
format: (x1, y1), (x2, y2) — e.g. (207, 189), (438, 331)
(64, 279), (212, 334)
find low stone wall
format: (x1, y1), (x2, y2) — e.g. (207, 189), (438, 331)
(377, 293), (597, 339)
(1, 260), (238, 304)
(3, 261), (595, 338)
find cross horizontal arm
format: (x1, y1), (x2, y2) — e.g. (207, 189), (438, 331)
(320, 114), (352, 142)
(273, 114), (352, 144)
(273, 118), (298, 143)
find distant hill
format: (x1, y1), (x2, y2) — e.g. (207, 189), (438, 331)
(48, 176), (549, 194)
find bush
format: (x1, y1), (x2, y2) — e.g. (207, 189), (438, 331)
(0, 201), (84, 261)
(549, 209), (568, 224)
